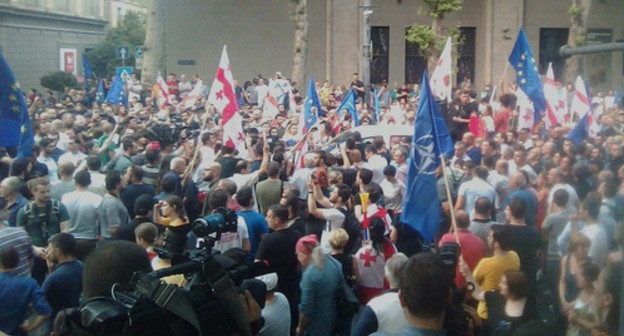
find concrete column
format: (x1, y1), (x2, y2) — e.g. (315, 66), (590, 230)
(325, 0), (332, 82)
(75, 0), (83, 15)
(484, 0), (493, 85)
(98, 0), (106, 20)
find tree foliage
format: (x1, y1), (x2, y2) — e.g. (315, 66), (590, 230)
(87, 11), (146, 78)
(40, 71), (80, 92)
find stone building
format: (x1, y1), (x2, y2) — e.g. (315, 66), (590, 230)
(165, 0), (624, 91)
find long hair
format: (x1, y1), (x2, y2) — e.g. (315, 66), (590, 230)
(311, 246), (326, 269)
(369, 217), (386, 254)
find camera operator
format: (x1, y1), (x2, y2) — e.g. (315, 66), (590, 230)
(371, 252), (452, 336)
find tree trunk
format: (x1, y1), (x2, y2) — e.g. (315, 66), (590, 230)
(564, 0), (592, 83)
(141, 0), (167, 88)
(291, 0), (308, 87)
(427, 17), (443, 75)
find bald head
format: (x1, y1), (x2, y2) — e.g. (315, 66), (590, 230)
(456, 210), (470, 229)
(510, 172), (527, 189)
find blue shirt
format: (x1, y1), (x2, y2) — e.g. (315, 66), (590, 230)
(237, 209), (269, 262)
(299, 257), (342, 336)
(42, 259), (84, 319)
(6, 195), (28, 227)
(0, 271), (52, 335)
(503, 188), (538, 227)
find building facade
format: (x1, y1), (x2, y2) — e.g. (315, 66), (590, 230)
(165, 0), (624, 91)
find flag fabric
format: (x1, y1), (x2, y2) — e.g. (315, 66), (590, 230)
(400, 70), (454, 244)
(543, 63), (562, 128)
(614, 88), (622, 108)
(208, 46), (244, 152)
(263, 92), (280, 119)
(336, 88), (359, 127)
(269, 77), (291, 105)
(155, 74), (169, 109)
(303, 78), (321, 131)
(373, 87), (381, 124)
(178, 80), (204, 110)
(96, 78), (105, 104)
(509, 27), (547, 122)
(105, 75), (127, 107)
(430, 36), (452, 103)
(0, 53), (34, 158)
(516, 89), (535, 130)
(568, 113), (590, 145)
(570, 76), (599, 137)
(82, 53), (94, 104)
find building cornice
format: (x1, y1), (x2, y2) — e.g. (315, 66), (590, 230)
(0, 4), (108, 27)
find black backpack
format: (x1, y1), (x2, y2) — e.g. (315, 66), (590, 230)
(336, 208), (362, 255)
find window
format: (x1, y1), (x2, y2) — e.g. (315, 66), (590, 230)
(405, 28), (426, 85)
(539, 28), (568, 81)
(371, 26), (389, 84)
(457, 27), (476, 86)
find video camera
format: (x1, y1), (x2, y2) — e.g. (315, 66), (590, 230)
(56, 208), (271, 336)
(439, 242), (472, 336)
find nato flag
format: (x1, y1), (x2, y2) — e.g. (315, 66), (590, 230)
(399, 70), (454, 243)
(0, 52), (34, 158)
(303, 78), (321, 130)
(336, 88), (359, 126)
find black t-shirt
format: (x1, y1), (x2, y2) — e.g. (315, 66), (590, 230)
(485, 291), (534, 336)
(218, 156), (241, 179)
(351, 80), (365, 99)
(504, 225), (541, 287)
(255, 228), (302, 298)
(121, 183), (156, 218)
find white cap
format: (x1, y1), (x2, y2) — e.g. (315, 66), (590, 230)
(255, 272), (278, 291)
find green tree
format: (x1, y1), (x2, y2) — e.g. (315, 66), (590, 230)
(87, 11), (146, 79)
(40, 71), (80, 93)
(405, 0), (463, 75)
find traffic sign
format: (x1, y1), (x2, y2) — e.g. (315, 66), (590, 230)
(116, 66), (134, 81)
(135, 45), (144, 58)
(116, 45), (130, 60)
(135, 57), (143, 70)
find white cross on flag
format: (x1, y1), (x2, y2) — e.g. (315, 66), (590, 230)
(208, 46), (244, 152)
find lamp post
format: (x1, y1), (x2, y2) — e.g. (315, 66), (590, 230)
(361, 0), (372, 97)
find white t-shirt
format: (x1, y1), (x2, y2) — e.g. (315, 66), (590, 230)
(363, 155), (388, 185)
(581, 224), (608, 268)
(367, 291), (406, 334)
(211, 216), (249, 253)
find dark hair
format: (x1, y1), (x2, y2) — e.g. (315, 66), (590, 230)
(491, 225), (512, 250)
(366, 184), (383, 204)
(553, 189), (569, 208)
(160, 174), (177, 193)
(105, 171), (122, 191)
(133, 194), (154, 217)
(122, 137), (135, 152)
(127, 165), (144, 182)
(336, 183), (352, 204)
(74, 170), (91, 187)
(504, 269), (528, 299)
(48, 232), (76, 256)
(268, 204), (289, 223)
(582, 192), (601, 219)
(369, 217), (386, 254)
(0, 245), (19, 269)
(86, 155), (101, 171)
(145, 149), (160, 164)
(601, 262), (622, 332)
(281, 195), (301, 214)
(209, 189), (229, 209)
(359, 168), (373, 185)
(581, 261), (600, 283)
(474, 166), (489, 180)
(235, 186), (254, 207)
(134, 222), (158, 245)
(474, 197), (491, 215)
(364, 144), (377, 154)
(164, 195), (185, 217)
(83, 240), (152, 299)
(400, 252), (452, 318)
(267, 161), (280, 178)
(9, 157), (30, 177)
(383, 165), (396, 177)
(509, 198), (527, 220)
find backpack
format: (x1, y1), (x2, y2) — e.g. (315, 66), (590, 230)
(22, 199), (62, 243)
(336, 208), (362, 255)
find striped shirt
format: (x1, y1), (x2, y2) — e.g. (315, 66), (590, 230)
(0, 227), (33, 277)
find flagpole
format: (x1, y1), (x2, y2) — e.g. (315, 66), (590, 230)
(497, 53), (510, 95)
(439, 154), (461, 246)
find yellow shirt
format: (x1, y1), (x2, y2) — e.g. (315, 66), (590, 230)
(472, 251), (520, 319)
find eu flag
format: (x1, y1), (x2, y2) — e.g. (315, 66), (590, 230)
(400, 70), (454, 243)
(303, 78), (321, 131)
(105, 75), (127, 107)
(509, 27), (547, 121)
(337, 88), (359, 126)
(568, 113), (589, 145)
(83, 53), (94, 104)
(96, 78), (105, 104)
(0, 53), (34, 158)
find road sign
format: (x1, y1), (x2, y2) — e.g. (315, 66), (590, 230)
(116, 66), (133, 81)
(135, 45), (144, 58)
(116, 45), (130, 60)
(135, 57), (143, 70)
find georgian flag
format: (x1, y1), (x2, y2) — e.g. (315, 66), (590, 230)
(207, 46), (245, 152)
(263, 92), (279, 119)
(516, 89), (535, 130)
(178, 80), (203, 110)
(570, 76), (599, 137)
(543, 63), (563, 128)
(155, 74), (169, 109)
(430, 37), (452, 103)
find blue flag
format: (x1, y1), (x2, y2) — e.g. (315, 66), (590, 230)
(568, 113), (589, 145)
(96, 78), (105, 104)
(303, 78), (321, 130)
(400, 70), (454, 243)
(337, 88), (359, 126)
(82, 53), (93, 105)
(509, 27), (547, 122)
(614, 87), (622, 108)
(373, 87), (381, 124)
(0, 53), (34, 158)
(105, 75), (127, 107)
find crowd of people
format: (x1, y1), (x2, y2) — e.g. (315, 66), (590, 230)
(0, 70), (623, 336)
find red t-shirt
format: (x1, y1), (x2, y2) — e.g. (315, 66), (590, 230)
(438, 229), (486, 289)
